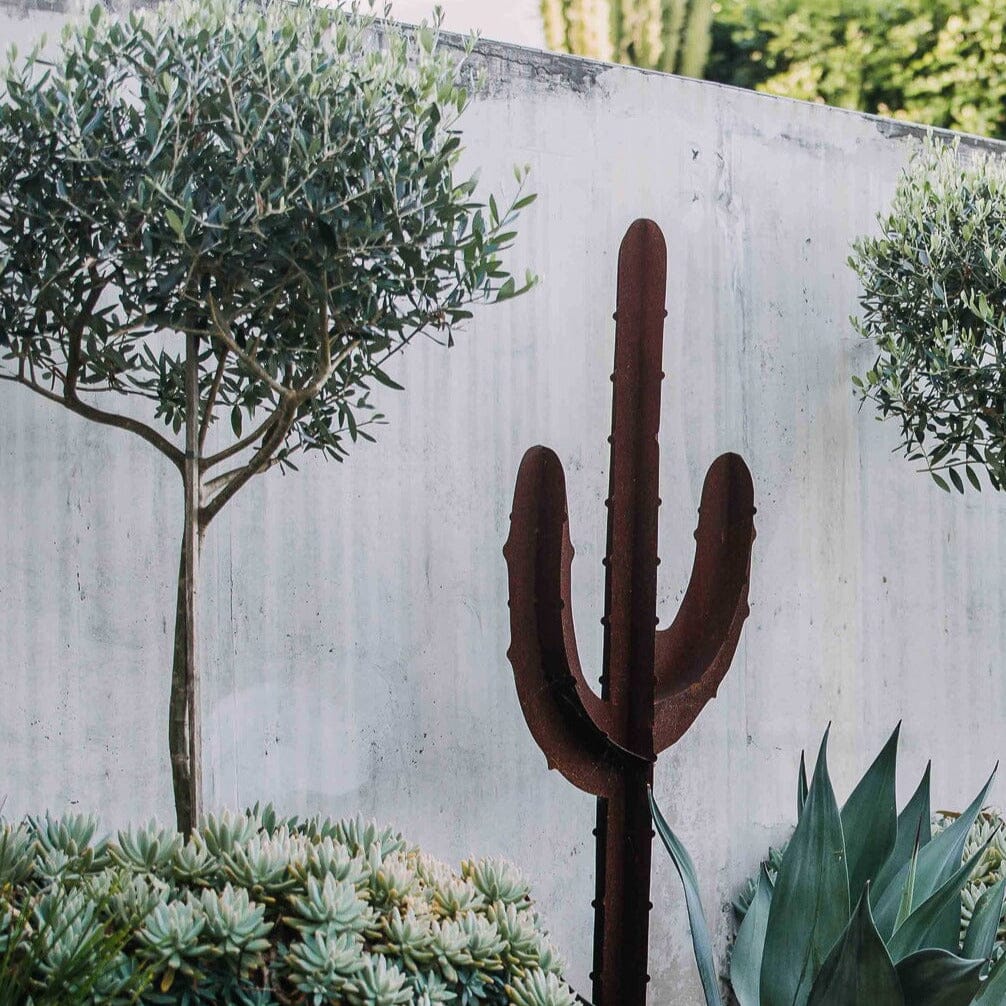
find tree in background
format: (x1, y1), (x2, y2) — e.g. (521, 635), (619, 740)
(851, 140), (1006, 493)
(707, 0), (1006, 139)
(0, 0), (535, 832)
(541, 0), (713, 77)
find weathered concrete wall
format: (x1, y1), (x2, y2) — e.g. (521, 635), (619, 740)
(4, 3), (1006, 1001)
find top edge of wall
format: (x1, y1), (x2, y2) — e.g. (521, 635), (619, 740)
(5, 0), (1006, 157)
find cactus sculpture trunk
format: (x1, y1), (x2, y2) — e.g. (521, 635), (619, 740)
(541, 0), (713, 76)
(503, 220), (756, 1006)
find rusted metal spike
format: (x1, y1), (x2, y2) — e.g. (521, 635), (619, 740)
(503, 219), (756, 1006)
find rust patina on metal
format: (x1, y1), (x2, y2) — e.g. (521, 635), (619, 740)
(503, 219), (756, 1006)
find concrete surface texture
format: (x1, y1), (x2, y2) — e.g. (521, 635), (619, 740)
(3, 2), (1006, 1001)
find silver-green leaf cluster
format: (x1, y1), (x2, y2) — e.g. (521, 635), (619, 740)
(0, 808), (573, 1005)
(851, 138), (1006, 494)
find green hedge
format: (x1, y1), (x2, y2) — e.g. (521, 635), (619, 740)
(707, 0), (1006, 139)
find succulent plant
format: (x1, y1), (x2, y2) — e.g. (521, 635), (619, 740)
(196, 884), (272, 971)
(110, 822), (182, 874)
(286, 929), (363, 1002)
(346, 953), (411, 1006)
(462, 860), (531, 907)
(0, 807), (573, 1003)
(285, 874), (375, 937)
(221, 829), (304, 897)
(506, 969), (579, 1006)
(736, 803), (1006, 970)
(373, 908), (435, 974)
(0, 822), (36, 887)
(136, 899), (211, 983)
(431, 878), (486, 920)
(652, 725), (1006, 1006)
(169, 838), (220, 888)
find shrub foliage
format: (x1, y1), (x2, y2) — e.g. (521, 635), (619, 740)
(851, 140), (1006, 493)
(707, 0), (1006, 139)
(0, 808), (575, 1006)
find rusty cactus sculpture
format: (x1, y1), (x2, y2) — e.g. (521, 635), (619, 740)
(503, 219), (756, 1006)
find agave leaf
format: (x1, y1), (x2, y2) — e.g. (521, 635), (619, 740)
(895, 949), (985, 1006)
(887, 831), (998, 962)
(874, 762), (932, 903)
(731, 865), (773, 1006)
(893, 822), (922, 933)
(649, 788), (723, 1006)
(874, 766), (995, 940)
(841, 724), (900, 904)
(963, 878), (1006, 964)
(805, 888), (904, 1006)
(761, 729), (850, 1006)
(798, 751), (809, 822)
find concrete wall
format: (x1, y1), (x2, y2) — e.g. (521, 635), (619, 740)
(4, 3), (1006, 1001)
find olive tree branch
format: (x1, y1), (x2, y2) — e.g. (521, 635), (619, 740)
(198, 346), (230, 452)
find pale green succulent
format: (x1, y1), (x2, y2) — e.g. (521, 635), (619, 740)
(31, 813), (107, 872)
(285, 874), (375, 937)
(410, 968), (458, 1004)
(33, 887), (101, 977)
(0, 822), (36, 886)
(491, 902), (554, 976)
(221, 828), (305, 896)
(102, 872), (171, 928)
(373, 908), (435, 973)
(428, 910), (506, 984)
(329, 818), (409, 860)
(367, 853), (419, 911)
(31, 813), (105, 880)
(170, 837), (221, 887)
(506, 969), (579, 1006)
(941, 807), (1006, 960)
(136, 898), (210, 978)
(430, 877), (486, 919)
(295, 836), (369, 888)
(196, 883), (272, 969)
(347, 953), (412, 1006)
(463, 859), (532, 906)
(110, 821), (181, 873)
(197, 809), (260, 858)
(0, 804), (575, 1002)
(286, 929), (363, 1002)
(456, 911), (506, 975)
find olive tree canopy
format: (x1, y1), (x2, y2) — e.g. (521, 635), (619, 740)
(0, 0), (535, 830)
(851, 139), (1006, 494)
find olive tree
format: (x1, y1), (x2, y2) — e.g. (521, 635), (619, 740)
(0, 0), (535, 831)
(851, 139), (1006, 494)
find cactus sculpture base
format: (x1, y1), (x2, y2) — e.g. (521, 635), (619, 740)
(503, 220), (756, 1006)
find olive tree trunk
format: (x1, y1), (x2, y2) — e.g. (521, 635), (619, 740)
(169, 331), (204, 834)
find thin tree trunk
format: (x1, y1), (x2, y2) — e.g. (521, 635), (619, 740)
(169, 332), (203, 833)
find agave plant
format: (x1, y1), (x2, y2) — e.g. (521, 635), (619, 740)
(651, 725), (1006, 1005)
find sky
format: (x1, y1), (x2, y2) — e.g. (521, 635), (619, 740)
(385, 0), (545, 47)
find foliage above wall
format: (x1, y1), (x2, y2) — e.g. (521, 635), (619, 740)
(540, 0), (713, 76)
(707, 0), (1006, 139)
(851, 140), (1006, 494)
(0, 807), (576, 1006)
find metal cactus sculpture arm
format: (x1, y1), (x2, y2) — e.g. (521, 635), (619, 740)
(503, 219), (756, 1006)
